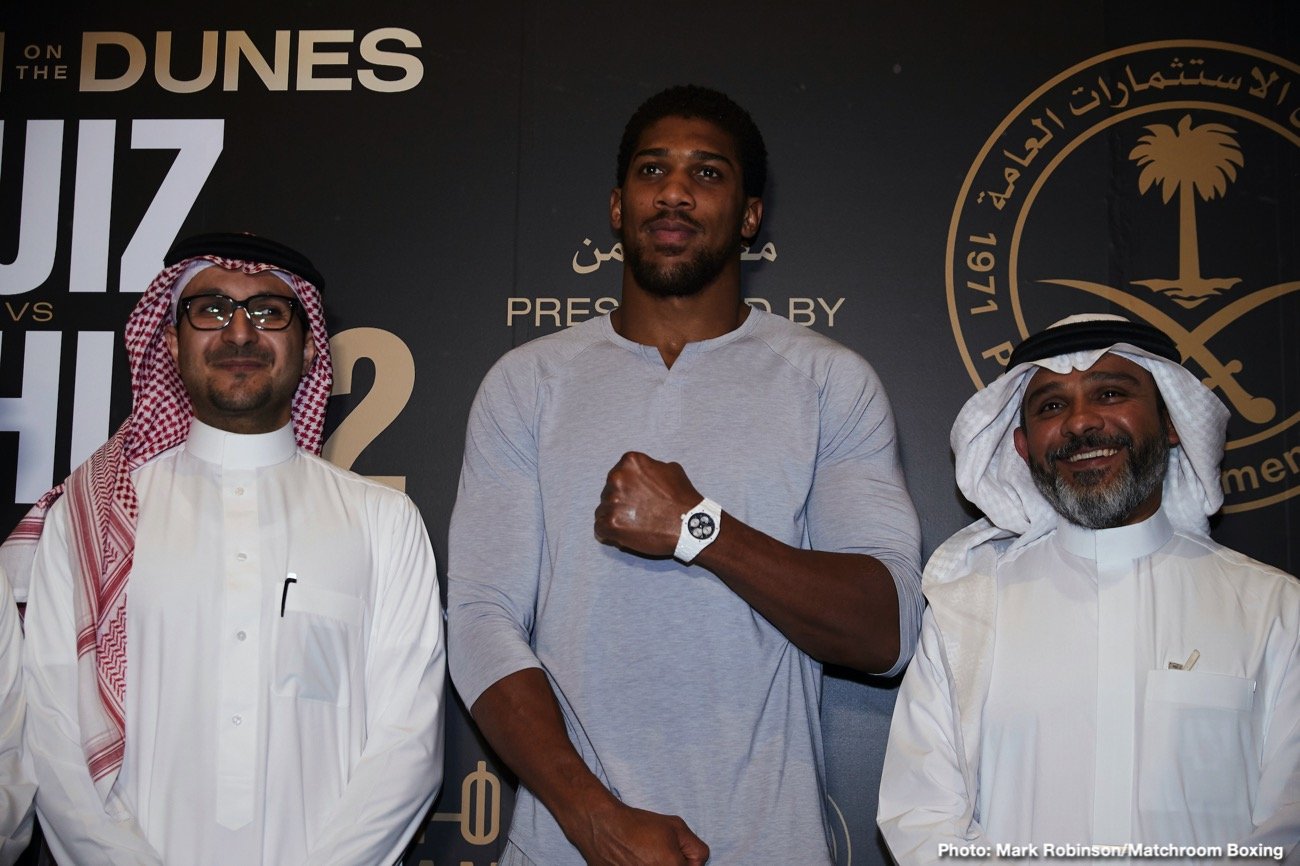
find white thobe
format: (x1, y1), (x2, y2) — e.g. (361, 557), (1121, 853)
(24, 421), (446, 865)
(879, 507), (1300, 864)
(0, 568), (34, 866)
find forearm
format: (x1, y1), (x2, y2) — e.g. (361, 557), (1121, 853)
(694, 515), (900, 672)
(471, 668), (620, 851)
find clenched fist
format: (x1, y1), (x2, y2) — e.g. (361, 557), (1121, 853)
(594, 452), (702, 556)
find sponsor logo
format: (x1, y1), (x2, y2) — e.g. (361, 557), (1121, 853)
(0, 28), (423, 93)
(947, 41), (1300, 512)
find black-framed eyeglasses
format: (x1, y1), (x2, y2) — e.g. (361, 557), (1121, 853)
(177, 293), (300, 331)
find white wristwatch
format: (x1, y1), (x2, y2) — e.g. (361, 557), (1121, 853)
(674, 497), (722, 563)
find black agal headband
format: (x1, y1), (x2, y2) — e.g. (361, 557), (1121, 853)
(164, 232), (325, 292)
(1007, 318), (1179, 368)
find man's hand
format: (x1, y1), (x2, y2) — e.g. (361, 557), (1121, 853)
(577, 800), (710, 866)
(594, 452), (702, 556)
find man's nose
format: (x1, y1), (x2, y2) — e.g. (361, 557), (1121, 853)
(222, 306), (260, 344)
(1062, 401), (1103, 436)
(655, 169), (695, 210)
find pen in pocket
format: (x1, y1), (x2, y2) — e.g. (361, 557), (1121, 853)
(281, 573), (298, 617)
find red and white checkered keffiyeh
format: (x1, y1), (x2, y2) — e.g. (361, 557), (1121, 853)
(0, 256), (332, 802)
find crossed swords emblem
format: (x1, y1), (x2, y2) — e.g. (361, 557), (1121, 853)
(1041, 278), (1300, 425)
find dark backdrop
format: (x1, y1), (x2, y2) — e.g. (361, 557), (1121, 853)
(1, 3), (1296, 863)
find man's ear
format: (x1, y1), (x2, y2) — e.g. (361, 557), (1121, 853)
(609, 187), (623, 232)
(302, 331), (318, 370)
(741, 196), (763, 243)
(165, 323), (180, 366)
(1013, 426), (1030, 462)
(1163, 410), (1181, 448)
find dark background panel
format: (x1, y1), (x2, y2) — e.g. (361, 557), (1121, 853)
(1, 3), (1295, 864)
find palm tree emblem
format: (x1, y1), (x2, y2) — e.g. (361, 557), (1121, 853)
(1128, 115), (1244, 308)
(1042, 114), (1300, 424)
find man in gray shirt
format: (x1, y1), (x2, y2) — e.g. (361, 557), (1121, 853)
(449, 85), (922, 865)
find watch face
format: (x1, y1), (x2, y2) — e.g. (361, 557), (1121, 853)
(687, 512), (716, 540)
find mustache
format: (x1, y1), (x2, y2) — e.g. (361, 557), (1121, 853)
(206, 346), (274, 365)
(1047, 432), (1132, 464)
(643, 209), (704, 232)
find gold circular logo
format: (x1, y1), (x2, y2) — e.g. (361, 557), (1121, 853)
(947, 40), (1300, 513)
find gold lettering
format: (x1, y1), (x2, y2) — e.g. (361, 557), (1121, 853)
(322, 328), (413, 491)
(1260, 457), (1286, 483)
(223, 31), (290, 91)
(1221, 465), (1260, 494)
(534, 297), (561, 327)
(155, 31), (218, 93)
(357, 28), (423, 93)
(297, 29), (353, 92)
(461, 761), (501, 845)
(80, 32), (146, 92)
(566, 296), (589, 325)
(981, 341), (1014, 367)
(788, 297), (816, 325)
(1283, 444), (1300, 474)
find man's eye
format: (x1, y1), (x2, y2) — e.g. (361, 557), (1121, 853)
(697, 166), (721, 179)
(638, 164), (663, 176)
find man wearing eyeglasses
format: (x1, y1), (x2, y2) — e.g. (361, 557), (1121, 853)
(10, 233), (445, 865)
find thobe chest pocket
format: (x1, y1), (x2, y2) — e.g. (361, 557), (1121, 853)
(1137, 669), (1257, 818)
(273, 581), (364, 706)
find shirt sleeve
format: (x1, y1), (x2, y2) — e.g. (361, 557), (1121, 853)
(806, 349), (923, 676)
(0, 568), (34, 866)
(877, 609), (987, 866)
(1243, 603), (1300, 856)
(21, 500), (164, 866)
(446, 358), (546, 709)
(299, 491), (446, 866)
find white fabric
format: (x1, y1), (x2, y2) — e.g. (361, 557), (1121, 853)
(950, 344), (1230, 543)
(23, 421), (445, 866)
(0, 567), (34, 866)
(879, 506), (1300, 864)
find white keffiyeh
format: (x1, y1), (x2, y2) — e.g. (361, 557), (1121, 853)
(950, 315), (1230, 548)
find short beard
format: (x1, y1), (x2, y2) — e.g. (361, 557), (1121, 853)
(197, 346), (286, 421)
(1029, 431), (1171, 529)
(621, 215), (736, 298)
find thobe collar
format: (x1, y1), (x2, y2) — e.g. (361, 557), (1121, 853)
(185, 419), (298, 469)
(1054, 505), (1173, 564)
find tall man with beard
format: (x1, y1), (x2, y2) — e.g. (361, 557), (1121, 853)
(878, 314), (1300, 864)
(449, 86), (923, 864)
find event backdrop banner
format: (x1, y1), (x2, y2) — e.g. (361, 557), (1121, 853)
(1, 2), (1295, 864)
